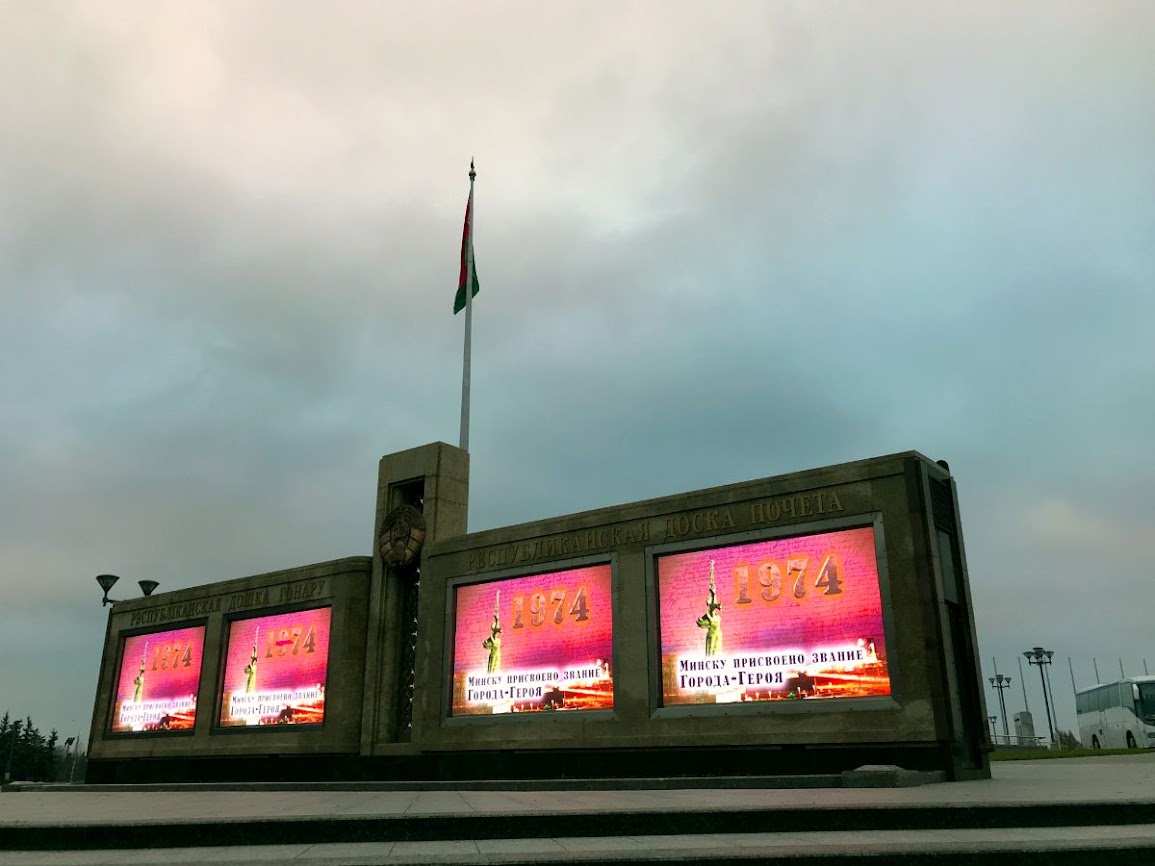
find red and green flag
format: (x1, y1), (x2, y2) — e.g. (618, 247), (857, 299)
(454, 194), (479, 314)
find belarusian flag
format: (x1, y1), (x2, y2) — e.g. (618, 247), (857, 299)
(454, 194), (479, 314)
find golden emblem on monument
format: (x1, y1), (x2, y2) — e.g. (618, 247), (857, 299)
(378, 504), (427, 567)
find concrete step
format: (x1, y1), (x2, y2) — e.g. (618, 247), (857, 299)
(2, 826), (1155, 865)
(3, 800), (1155, 852)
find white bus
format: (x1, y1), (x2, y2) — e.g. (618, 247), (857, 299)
(1075, 676), (1155, 750)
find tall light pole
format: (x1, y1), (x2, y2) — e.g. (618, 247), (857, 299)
(64, 719), (81, 784)
(62, 737), (75, 782)
(1043, 662), (1059, 743)
(1017, 655), (1030, 714)
(68, 735), (82, 784)
(989, 673), (1012, 742)
(1024, 647), (1056, 748)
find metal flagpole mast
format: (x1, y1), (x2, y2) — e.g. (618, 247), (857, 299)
(459, 160), (476, 452)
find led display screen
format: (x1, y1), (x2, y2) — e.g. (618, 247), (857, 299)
(111, 626), (205, 733)
(657, 526), (891, 705)
(451, 564), (614, 715)
(218, 607), (331, 727)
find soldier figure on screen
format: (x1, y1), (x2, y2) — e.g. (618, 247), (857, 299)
(482, 590), (502, 672)
(132, 646), (147, 702)
(245, 627), (259, 692)
(696, 559), (723, 656)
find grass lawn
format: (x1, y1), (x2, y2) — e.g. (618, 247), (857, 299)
(991, 747), (1152, 761)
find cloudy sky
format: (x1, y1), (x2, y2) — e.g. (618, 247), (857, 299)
(1, 1), (1151, 747)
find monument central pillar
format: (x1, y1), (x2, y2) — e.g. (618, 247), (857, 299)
(360, 442), (468, 754)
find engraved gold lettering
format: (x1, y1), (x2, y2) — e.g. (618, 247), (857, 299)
(800, 496), (813, 516)
(829, 491), (844, 511)
(721, 508), (735, 529)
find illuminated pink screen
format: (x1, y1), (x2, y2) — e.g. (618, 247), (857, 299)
(218, 607), (331, 727)
(451, 564), (614, 715)
(657, 526), (891, 705)
(111, 626), (205, 733)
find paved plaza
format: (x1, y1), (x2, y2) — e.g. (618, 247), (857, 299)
(1, 754), (1153, 864)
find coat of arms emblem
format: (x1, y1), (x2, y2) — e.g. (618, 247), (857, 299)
(378, 504), (426, 568)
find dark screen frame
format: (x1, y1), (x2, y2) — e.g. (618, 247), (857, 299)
(645, 513), (901, 718)
(211, 600), (335, 734)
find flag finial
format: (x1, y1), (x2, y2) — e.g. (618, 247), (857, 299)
(469, 158), (476, 181)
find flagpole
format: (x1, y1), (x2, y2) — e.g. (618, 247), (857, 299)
(459, 160), (476, 452)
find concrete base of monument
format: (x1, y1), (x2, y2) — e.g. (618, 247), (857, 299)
(81, 742), (982, 784)
(1, 756), (1153, 864)
(7, 770), (947, 793)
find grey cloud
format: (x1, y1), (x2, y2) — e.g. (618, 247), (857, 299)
(0, 1), (1152, 738)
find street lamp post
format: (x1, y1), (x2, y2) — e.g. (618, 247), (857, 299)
(96, 574), (160, 607)
(1024, 647), (1057, 748)
(68, 736), (81, 784)
(62, 737), (75, 782)
(62, 721), (81, 784)
(1043, 662), (1060, 742)
(989, 673), (1012, 743)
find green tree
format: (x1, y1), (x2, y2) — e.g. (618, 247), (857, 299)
(41, 729), (59, 781)
(1, 712), (61, 782)
(2, 716), (22, 782)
